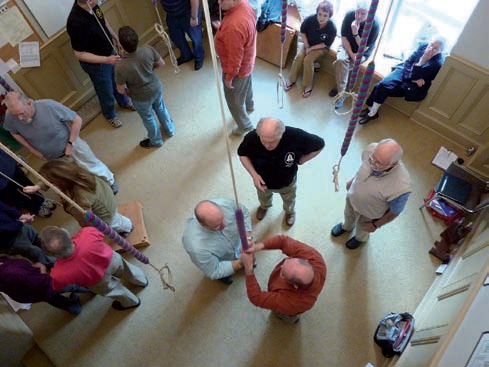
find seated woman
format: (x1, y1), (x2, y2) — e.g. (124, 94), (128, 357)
(25, 157), (133, 234)
(284, 1), (337, 98)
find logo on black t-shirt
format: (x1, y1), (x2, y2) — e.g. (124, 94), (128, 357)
(95, 8), (104, 20)
(284, 152), (295, 167)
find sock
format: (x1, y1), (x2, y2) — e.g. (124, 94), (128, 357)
(369, 102), (381, 116)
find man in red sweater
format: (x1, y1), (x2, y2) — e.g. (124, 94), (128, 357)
(215, 0), (257, 136)
(240, 235), (326, 323)
(41, 226), (148, 311)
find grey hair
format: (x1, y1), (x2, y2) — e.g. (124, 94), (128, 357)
(40, 226), (74, 259)
(356, 0), (369, 10)
(431, 35), (447, 52)
(256, 117), (285, 139)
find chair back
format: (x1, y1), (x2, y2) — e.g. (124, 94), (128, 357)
(444, 162), (489, 211)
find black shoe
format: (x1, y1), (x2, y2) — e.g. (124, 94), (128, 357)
(345, 237), (363, 250)
(112, 298), (141, 311)
(194, 59), (204, 70)
(139, 138), (163, 149)
(218, 276), (233, 285)
(359, 112), (379, 125)
(67, 293), (82, 315)
(359, 108), (370, 117)
(329, 87), (338, 97)
(177, 56), (193, 65)
(331, 223), (347, 237)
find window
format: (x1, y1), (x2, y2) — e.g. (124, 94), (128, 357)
(291, 0), (478, 75)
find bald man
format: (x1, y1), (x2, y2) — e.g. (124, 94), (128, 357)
(240, 235), (326, 324)
(182, 198), (252, 284)
(238, 117), (324, 226)
(331, 139), (412, 249)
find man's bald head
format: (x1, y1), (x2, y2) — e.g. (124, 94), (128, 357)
(195, 200), (226, 231)
(256, 117), (285, 151)
(374, 139), (403, 165)
(281, 258), (315, 288)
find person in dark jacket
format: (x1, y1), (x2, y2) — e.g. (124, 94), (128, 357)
(359, 36), (446, 125)
(0, 200), (53, 267)
(0, 149), (56, 218)
(0, 256), (85, 314)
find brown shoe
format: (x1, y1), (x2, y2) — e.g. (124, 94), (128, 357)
(256, 207), (268, 220)
(285, 213), (296, 226)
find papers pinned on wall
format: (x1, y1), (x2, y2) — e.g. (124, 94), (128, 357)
(432, 146), (459, 171)
(19, 41), (40, 67)
(0, 6), (33, 47)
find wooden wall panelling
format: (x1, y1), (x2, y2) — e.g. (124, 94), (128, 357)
(412, 56), (489, 149)
(468, 145), (489, 179)
(11, 31), (93, 109)
(104, 0), (160, 46)
(392, 215), (489, 366)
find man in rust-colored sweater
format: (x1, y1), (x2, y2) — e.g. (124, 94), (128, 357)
(240, 235), (326, 323)
(215, 0), (257, 136)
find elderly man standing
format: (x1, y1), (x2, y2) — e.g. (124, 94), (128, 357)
(331, 139), (412, 249)
(330, 0), (380, 109)
(238, 117), (324, 226)
(41, 226), (148, 311)
(67, 0), (134, 128)
(4, 92), (118, 194)
(182, 198), (252, 285)
(359, 37), (446, 125)
(240, 235), (326, 324)
(215, 0), (257, 136)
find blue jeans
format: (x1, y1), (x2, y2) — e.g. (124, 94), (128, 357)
(166, 10), (204, 62)
(132, 89), (174, 145)
(80, 61), (130, 120)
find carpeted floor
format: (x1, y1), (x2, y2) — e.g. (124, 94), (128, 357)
(19, 47), (465, 367)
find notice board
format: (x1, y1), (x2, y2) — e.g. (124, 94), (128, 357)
(0, 0), (42, 64)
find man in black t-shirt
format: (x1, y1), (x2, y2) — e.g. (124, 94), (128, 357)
(67, 0), (134, 128)
(237, 117), (324, 226)
(330, 1), (379, 109)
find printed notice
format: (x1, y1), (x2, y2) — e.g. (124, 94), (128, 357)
(19, 41), (40, 67)
(0, 6), (33, 46)
(432, 146), (458, 171)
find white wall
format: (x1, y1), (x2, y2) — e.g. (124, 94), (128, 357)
(451, 0), (489, 68)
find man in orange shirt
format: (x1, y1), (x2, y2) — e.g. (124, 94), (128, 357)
(240, 235), (326, 323)
(215, 0), (257, 136)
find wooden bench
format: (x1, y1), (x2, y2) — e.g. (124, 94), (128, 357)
(105, 200), (150, 253)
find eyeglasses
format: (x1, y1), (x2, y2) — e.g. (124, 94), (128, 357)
(368, 152), (391, 171)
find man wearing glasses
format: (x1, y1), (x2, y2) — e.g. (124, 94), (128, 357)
(240, 235), (326, 324)
(331, 139), (412, 249)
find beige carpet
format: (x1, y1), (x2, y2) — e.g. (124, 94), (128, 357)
(20, 49), (464, 367)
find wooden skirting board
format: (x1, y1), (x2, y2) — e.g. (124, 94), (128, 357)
(106, 200), (150, 252)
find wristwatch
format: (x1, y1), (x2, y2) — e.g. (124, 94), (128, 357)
(67, 140), (75, 147)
